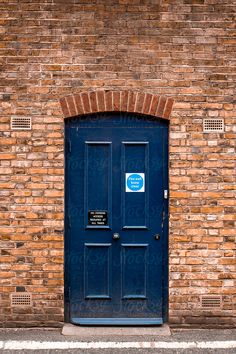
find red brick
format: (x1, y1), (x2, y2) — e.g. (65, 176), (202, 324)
(155, 96), (167, 118)
(149, 95), (159, 116)
(1, 0), (235, 329)
(113, 91), (120, 111)
(89, 91), (98, 113)
(163, 98), (174, 119)
(127, 91), (137, 112)
(142, 93), (153, 115)
(66, 95), (77, 117)
(120, 91), (129, 112)
(96, 90), (105, 112)
(59, 97), (70, 117)
(73, 94), (84, 115)
(81, 92), (91, 114)
(105, 91), (112, 111)
(135, 92), (145, 113)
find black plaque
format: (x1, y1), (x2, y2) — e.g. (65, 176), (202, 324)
(88, 210), (108, 226)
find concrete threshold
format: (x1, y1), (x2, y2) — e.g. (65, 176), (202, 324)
(62, 323), (171, 336)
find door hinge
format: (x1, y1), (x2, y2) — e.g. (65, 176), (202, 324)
(67, 214), (71, 228)
(162, 210), (165, 230)
(66, 139), (72, 153)
(68, 286), (71, 300)
(164, 189), (168, 199)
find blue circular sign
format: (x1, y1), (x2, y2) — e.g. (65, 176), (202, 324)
(127, 173), (144, 192)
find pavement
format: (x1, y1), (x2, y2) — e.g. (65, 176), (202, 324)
(0, 327), (235, 353)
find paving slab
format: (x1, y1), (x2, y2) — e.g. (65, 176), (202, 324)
(62, 323), (171, 336)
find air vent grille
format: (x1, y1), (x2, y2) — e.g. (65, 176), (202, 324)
(203, 118), (224, 132)
(11, 117), (32, 130)
(11, 293), (32, 307)
(201, 295), (222, 309)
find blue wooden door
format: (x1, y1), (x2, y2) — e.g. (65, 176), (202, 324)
(65, 113), (168, 325)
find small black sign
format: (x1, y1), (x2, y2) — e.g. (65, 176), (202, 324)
(88, 210), (108, 226)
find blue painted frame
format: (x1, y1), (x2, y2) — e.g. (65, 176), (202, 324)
(64, 112), (169, 324)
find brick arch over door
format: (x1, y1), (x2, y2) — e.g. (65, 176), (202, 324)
(60, 90), (174, 120)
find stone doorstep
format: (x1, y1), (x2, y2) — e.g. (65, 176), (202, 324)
(62, 323), (171, 336)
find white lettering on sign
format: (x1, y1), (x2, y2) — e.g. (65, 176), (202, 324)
(125, 173), (145, 192)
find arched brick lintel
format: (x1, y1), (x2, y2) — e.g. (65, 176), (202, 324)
(60, 90), (174, 120)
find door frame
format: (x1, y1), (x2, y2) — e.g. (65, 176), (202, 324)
(60, 90), (174, 324)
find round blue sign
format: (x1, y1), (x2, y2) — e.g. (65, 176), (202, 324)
(127, 173), (144, 192)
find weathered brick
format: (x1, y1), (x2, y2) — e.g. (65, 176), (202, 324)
(104, 90), (113, 111)
(120, 91), (129, 112)
(66, 95), (77, 117)
(113, 91), (120, 111)
(142, 93), (153, 115)
(89, 91), (98, 113)
(155, 96), (167, 117)
(96, 91), (105, 112)
(0, 0), (235, 329)
(73, 94), (84, 115)
(127, 91), (137, 112)
(163, 98), (174, 119)
(81, 92), (91, 114)
(149, 95), (159, 116)
(135, 92), (145, 113)
(59, 98), (69, 117)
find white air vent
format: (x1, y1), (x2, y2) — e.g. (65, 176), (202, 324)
(203, 118), (224, 132)
(201, 295), (222, 309)
(11, 293), (32, 307)
(11, 117), (32, 130)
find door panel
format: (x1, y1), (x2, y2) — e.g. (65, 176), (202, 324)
(65, 113), (168, 325)
(84, 142), (112, 229)
(122, 142), (149, 228)
(84, 243), (111, 299)
(122, 244), (148, 299)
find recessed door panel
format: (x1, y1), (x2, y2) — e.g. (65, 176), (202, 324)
(122, 244), (148, 299)
(84, 142), (112, 229)
(122, 142), (149, 228)
(84, 243), (111, 299)
(65, 112), (168, 325)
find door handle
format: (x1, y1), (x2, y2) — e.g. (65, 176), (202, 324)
(112, 233), (120, 240)
(154, 234), (160, 240)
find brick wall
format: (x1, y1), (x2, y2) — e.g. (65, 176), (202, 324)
(0, 0), (235, 327)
